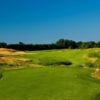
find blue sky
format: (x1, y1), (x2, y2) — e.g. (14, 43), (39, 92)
(0, 0), (100, 43)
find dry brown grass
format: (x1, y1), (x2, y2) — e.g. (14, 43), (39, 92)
(83, 55), (98, 63)
(91, 68), (100, 80)
(0, 48), (28, 65)
(0, 48), (25, 55)
(0, 48), (43, 69)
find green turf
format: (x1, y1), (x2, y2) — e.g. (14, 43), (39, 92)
(23, 49), (89, 66)
(0, 49), (100, 100)
(0, 67), (100, 100)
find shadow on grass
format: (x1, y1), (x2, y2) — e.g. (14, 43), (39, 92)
(91, 92), (100, 100)
(38, 58), (72, 66)
(94, 92), (100, 100)
(0, 70), (3, 79)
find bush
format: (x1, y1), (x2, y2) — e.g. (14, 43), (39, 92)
(85, 62), (94, 67)
(0, 63), (8, 66)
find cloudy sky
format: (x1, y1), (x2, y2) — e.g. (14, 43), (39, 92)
(0, 0), (100, 43)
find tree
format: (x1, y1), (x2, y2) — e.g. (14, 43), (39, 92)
(96, 42), (100, 48)
(56, 39), (66, 48)
(0, 42), (7, 48)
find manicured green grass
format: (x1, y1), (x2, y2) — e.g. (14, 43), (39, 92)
(23, 49), (89, 67)
(0, 67), (100, 100)
(0, 48), (100, 100)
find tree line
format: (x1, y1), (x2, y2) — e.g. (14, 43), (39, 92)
(0, 39), (100, 51)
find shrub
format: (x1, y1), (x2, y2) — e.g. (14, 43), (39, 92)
(85, 62), (94, 67)
(0, 63), (8, 66)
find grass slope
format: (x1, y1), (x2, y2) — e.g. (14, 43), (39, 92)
(23, 49), (88, 66)
(0, 48), (100, 100)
